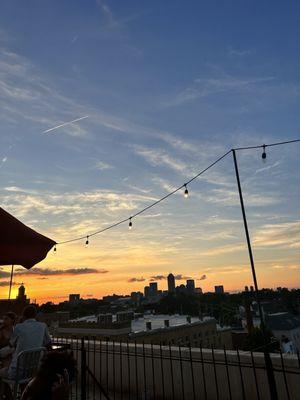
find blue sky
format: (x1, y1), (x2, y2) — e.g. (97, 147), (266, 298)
(0, 1), (299, 301)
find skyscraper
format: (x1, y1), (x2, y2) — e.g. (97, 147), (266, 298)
(186, 279), (195, 293)
(214, 285), (224, 294)
(144, 286), (150, 298)
(167, 273), (175, 293)
(149, 282), (158, 295)
(69, 294), (80, 304)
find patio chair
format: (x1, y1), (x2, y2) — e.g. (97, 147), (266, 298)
(2, 347), (45, 400)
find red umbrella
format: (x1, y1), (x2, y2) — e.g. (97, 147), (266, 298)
(0, 207), (56, 297)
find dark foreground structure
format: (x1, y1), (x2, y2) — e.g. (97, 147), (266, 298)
(52, 336), (300, 400)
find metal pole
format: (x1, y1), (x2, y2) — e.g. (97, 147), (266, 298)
(8, 265), (14, 300)
(81, 338), (87, 400)
(232, 149), (278, 400)
(232, 150), (264, 322)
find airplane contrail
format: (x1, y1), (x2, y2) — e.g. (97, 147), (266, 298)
(42, 116), (89, 134)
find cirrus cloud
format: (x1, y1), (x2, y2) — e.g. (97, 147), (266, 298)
(14, 267), (107, 276)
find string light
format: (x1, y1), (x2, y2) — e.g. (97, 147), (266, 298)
(85, 236), (89, 247)
(55, 138), (300, 246)
(262, 144), (267, 162)
(184, 184), (189, 198)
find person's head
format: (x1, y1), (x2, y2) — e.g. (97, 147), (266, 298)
(281, 335), (289, 343)
(2, 311), (16, 328)
(22, 305), (37, 321)
(37, 351), (77, 386)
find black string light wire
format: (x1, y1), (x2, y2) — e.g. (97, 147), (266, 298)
(54, 139), (300, 249)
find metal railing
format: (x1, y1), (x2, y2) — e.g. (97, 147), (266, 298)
(52, 336), (300, 400)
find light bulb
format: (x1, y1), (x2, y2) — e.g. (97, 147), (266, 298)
(184, 185), (189, 198)
(129, 218), (133, 230)
(85, 236), (89, 247)
(262, 145), (267, 163)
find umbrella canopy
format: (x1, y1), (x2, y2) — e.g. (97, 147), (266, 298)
(0, 207), (56, 269)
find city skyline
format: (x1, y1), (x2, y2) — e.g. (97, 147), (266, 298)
(1, 1), (300, 302)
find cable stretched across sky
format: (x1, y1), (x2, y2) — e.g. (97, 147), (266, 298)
(55, 138), (300, 247)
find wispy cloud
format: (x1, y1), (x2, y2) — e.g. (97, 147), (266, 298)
(150, 275), (166, 281)
(0, 281), (22, 287)
(1, 186), (158, 230)
(0, 144), (14, 170)
(253, 220), (300, 249)
(94, 161), (113, 171)
(199, 243), (245, 257)
(174, 274), (192, 280)
(133, 145), (196, 177)
(165, 75), (275, 107)
(128, 277), (145, 282)
(203, 188), (281, 207)
(228, 47), (253, 57)
(96, 0), (142, 30)
(0, 269), (13, 279)
(14, 267), (107, 276)
(270, 264), (299, 271)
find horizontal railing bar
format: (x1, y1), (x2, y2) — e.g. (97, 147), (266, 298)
(52, 337), (300, 375)
(71, 348), (300, 374)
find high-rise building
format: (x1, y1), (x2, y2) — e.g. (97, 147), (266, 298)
(149, 282), (158, 295)
(144, 286), (150, 298)
(186, 279), (195, 293)
(69, 294), (80, 304)
(167, 273), (175, 293)
(214, 285), (224, 295)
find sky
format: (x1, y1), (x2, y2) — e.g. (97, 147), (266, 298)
(0, 0), (300, 303)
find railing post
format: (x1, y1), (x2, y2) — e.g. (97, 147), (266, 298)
(81, 337), (87, 400)
(264, 351), (279, 400)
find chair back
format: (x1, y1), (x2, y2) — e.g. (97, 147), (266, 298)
(15, 347), (45, 382)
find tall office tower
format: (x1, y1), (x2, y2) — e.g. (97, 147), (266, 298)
(149, 282), (158, 295)
(167, 273), (175, 293)
(69, 294), (80, 304)
(186, 279), (195, 293)
(144, 286), (150, 298)
(214, 285), (224, 295)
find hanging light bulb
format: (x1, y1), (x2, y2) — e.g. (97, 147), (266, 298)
(184, 184), (189, 198)
(129, 217), (133, 230)
(85, 236), (89, 247)
(54, 245), (57, 253)
(262, 144), (267, 162)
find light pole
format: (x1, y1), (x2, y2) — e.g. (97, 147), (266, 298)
(232, 149), (278, 400)
(232, 149), (264, 325)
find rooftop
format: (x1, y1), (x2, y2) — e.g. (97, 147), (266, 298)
(266, 312), (300, 331)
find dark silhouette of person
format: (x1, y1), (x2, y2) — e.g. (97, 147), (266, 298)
(21, 351), (76, 400)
